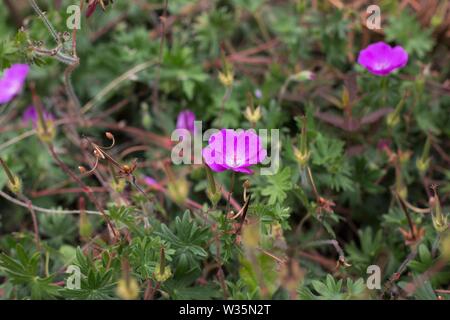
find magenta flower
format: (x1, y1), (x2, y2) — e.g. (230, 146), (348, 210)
(357, 42), (408, 76)
(202, 129), (267, 174)
(176, 110), (196, 133)
(144, 176), (163, 191)
(86, 2), (97, 17)
(144, 176), (158, 187)
(0, 64), (30, 104)
(22, 106), (54, 128)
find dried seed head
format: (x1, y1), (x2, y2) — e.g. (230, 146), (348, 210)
(337, 256), (351, 268)
(78, 166), (87, 174)
(93, 149), (101, 158)
(105, 132), (114, 140)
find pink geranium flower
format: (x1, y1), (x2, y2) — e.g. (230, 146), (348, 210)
(0, 64), (30, 104)
(357, 42), (408, 76)
(202, 129), (267, 174)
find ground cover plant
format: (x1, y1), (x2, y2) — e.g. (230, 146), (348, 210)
(0, 0), (450, 301)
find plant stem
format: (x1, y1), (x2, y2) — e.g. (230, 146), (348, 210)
(0, 190), (101, 215)
(397, 193), (416, 240)
(306, 166), (320, 201)
(28, 0), (59, 42)
(20, 194), (41, 250)
(226, 171), (236, 214)
(47, 143), (119, 240)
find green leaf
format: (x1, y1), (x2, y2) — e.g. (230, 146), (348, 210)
(261, 167), (293, 205)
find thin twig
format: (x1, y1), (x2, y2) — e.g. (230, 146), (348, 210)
(0, 190), (101, 215)
(151, 0), (168, 112)
(81, 60), (157, 114)
(47, 143), (118, 239)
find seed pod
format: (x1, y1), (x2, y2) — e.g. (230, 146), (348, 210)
(105, 132), (114, 140)
(78, 166), (87, 174)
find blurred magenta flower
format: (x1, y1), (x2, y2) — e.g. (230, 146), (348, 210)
(144, 176), (158, 186)
(357, 42), (408, 76)
(176, 110), (196, 133)
(0, 64), (29, 104)
(144, 176), (163, 191)
(202, 129), (267, 174)
(22, 105), (54, 127)
(86, 2), (97, 17)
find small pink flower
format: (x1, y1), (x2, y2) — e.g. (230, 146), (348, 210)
(22, 106), (54, 128)
(0, 64), (29, 104)
(357, 41), (408, 76)
(144, 176), (164, 191)
(176, 110), (196, 133)
(144, 176), (158, 187)
(202, 129), (267, 174)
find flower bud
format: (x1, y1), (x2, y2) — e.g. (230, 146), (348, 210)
(116, 277), (140, 300)
(395, 166), (408, 200)
(429, 189), (448, 233)
(0, 157), (22, 194)
(7, 175), (22, 194)
(416, 135), (431, 176)
(395, 177), (408, 200)
(387, 92), (407, 128)
(416, 157), (430, 176)
(293, 116), (310, 167)
(218, 54), (234, 87)
(244, 105), (262, 124)
(204, 164), (220, 207)
(293, 146), (310, 167)
(218, 71), (233, 87)
(153, 247), (172, 282)
(36, 119), (56, 142)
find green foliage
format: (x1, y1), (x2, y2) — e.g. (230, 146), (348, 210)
(0, 244), (59, 299)
(156, 211), (211, 275)
(261, 167), (293, 205)
(0, 0), (448, 301)
(311, 134), (354, 192)
(346, 228), (384, 272)
(298, 275), (366, 300)
(385, 12), (434, 58)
